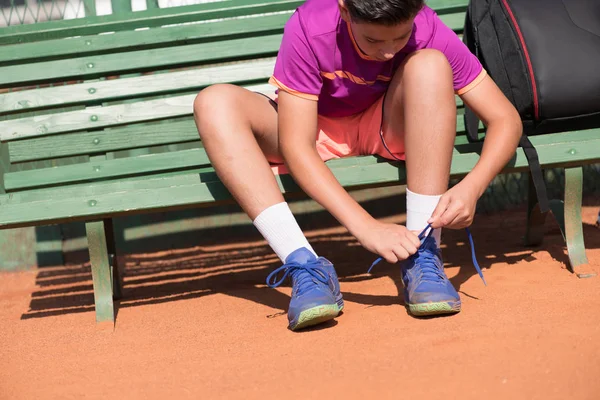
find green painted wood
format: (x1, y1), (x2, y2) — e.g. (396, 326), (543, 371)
(563, 167), (591, 275)
(0, 227), (38, 271)
(0, 58), (276, 114)
(0, 0), (304, 45)
(0, 33), (283, 89)
(83, 0), (97, 17)
(0, 13), (291, 66)
(0, 135), (599, 229)
(85, 220), (115, 325)
(8, 119), (199, 162)
(103, 218), (123, 299)
(0, 83), (271, 141)
(2, 94), (195, 140)
(0, 141), (8, 193)
(453, 127), (600, 148)
(111, 0), (133, 14)
(146, 0), (160, 10)
(0, 5), (466, 67)
(5, 148), (211, 190)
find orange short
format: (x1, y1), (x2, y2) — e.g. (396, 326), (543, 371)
(270, 95), (406, 175)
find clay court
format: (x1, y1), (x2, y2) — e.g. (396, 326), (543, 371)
(1, 196), (599, 399)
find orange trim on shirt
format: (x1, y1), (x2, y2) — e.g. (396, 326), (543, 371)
(456, 69), (487, 95)
(320, 70), (391, 85)
(346, 21), (377, 61)
(269, 76), (319, 101)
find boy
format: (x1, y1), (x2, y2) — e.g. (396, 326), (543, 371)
(193, 0), (522, 330)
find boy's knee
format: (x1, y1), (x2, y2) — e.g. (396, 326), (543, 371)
(194, 84), (243, 139)
(403, 49), (452, 81)
(194, 84), (237, 117)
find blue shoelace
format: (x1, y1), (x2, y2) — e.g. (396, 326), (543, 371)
(368, 224), (487, 286)
(266, 259), (330, 295)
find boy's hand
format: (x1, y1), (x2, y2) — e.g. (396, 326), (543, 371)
(428, 181), (480, 229)
(355, 221), (421, 263)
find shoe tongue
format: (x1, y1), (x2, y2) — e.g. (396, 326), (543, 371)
(420, 235), (439, 252)
(285, 247), (317, 264)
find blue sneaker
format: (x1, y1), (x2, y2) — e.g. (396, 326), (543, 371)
(369, 224), (486, 317)
(401, 235), (460, 316)
(266, 248), (344, 330)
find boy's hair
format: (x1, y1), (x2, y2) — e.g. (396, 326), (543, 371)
(344, 0), (425, 25)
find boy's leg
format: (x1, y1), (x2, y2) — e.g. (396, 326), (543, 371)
(383, 49), (456, 243)
(194, 84), (343, 329)
(194, 84), (315, 260)
(382, 49), (461, 316)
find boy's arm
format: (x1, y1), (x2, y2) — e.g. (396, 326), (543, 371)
(278, 91), (421, 262)
(429, 74), (522, 229)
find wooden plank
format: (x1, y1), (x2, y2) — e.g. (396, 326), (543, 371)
(0, 3), (466, 66)
(146, 0), (160, 10)
(0, 83), (273, 141)
(111, 0), (132, 14)
(0, 58), (276, 114)
(0, 13), (291, 65)
(85, 220), (115, 325)
(83, 0), (97, 16)
(8, 119), (198, 162)
(0, 0), (303, 45)
(5, 148), (212, 191)
(4, 93), (462, 163)
(0, 33), (283, 89)
(0, 134), (598, 229)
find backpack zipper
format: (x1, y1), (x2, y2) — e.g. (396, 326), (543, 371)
(500, 0), (539, 120)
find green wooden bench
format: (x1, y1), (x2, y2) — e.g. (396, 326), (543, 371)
(1, 0), (598, 326)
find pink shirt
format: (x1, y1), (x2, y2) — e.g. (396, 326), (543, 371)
(269, 0), (486, 117)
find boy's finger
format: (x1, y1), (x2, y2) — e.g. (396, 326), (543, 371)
(407, 231), (421, 248)
(438, 202), (462, 227)
(428, 195), (450, 228)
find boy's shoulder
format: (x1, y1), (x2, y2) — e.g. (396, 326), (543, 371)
(293, 0), (340, 38)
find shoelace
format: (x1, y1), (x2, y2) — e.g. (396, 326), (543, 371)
(266, 259), (330, 295)
(368, 224), (487, 286)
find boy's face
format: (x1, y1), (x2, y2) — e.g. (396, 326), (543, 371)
(339, 1), (414, 61)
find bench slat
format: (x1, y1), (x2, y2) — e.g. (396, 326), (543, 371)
(5, 111), (467, 161)
(0, 58), (275, 115)
(0, 9), (465, 88)
(8, 119), (199, 163)
(0, 33), (283, 89)
(1, 13), (291, 66)
(1, 134), (598, 229)
(5, 148), (209, 191)
(6, 128), (600, 191)
(0, 0), (303, 45)
(1, 83), (273, 141)
(2, 3), (467, 66)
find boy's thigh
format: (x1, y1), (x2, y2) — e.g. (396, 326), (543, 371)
(315, 96), (405, 162)
(357, 95), (405, 160)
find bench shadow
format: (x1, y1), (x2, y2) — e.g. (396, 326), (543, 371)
(21, 200), (600, 322)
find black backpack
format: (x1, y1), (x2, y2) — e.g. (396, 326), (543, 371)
(463, 0), (600, 212)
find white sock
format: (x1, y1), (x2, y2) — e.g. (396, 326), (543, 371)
(406, 188), (442, 247)
(252, 202), (317, 262)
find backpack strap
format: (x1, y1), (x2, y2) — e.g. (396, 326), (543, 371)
(519, 134), (549, 213)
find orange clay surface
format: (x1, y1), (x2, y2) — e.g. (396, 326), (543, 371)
(1, 199), (600, 399)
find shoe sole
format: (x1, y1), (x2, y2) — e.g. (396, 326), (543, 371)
(408, 301), (461, 316)
(290, 304), (340, 331)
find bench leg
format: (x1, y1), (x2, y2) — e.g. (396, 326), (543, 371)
(525, 171), (549, 246)
(86, 220), (115, 325)
(103, 218), (124, 300)
(562, 167), (594, 277)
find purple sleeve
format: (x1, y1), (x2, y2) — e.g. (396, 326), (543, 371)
(270, 11), (323, 100)
(427, 12), (485, 94)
